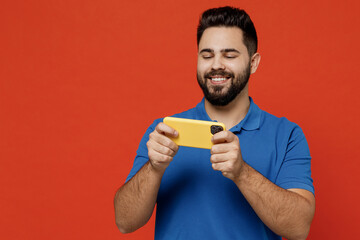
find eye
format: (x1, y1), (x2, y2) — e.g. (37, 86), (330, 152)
(202, 54), (213, 59)
(225, 55), (237, 59)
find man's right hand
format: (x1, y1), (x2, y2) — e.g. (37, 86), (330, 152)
(115, 122), (179, 233)
(146, 122), (179, 173)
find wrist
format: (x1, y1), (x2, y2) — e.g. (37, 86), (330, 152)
(148, 160), (167, 176)
(235, 161), (250, 185)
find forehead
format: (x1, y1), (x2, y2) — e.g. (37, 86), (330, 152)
(198, 27), (247, 52)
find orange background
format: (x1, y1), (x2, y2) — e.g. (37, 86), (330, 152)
(1, 0), (359, 239)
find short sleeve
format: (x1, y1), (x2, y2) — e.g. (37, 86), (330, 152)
(125, 119), (162, 183)
(275, 125), (314, 195)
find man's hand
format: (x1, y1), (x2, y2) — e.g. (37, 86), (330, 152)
(147, 122), (179, 173)
(115, 122), (178, 234)
(211, 130), (315, 239)
(210, 130), (244, 181)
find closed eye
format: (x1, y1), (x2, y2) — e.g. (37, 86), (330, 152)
(223, 53), (239, 59)
(222, 49), (240, 59)
(201, 55), (213, 59)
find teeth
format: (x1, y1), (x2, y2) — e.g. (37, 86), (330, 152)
(211, 77), (227, 82)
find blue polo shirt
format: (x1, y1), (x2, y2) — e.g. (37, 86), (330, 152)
(126, 97), (314, 240)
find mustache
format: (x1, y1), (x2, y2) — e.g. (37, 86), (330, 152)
(204, 70), (234, 79)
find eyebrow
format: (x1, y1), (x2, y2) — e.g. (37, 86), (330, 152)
(221, 48), (240, 53)
(199, 48), (213, 54)
(199, 48), (240, 54)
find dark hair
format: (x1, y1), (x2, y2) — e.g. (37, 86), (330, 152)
(197, 6), (258, 56)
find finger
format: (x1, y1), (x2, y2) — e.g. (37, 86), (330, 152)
(210, 152), (229, 163)
(211, 143), (234, 154)
(156, 122), (178, 138)
(211, 131), (236, 144)
(211, 162), (228, 172)
(149, 131), (179, 153)
(211, 162), (235, 176)
(148, 148), (173, 165)
(148, 139), (177, 157)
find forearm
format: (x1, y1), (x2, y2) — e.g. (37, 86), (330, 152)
(114, 161), (164, 233)
(235, 163), (315, 240)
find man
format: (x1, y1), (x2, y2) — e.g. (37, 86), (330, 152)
(114, 6), (315, 240)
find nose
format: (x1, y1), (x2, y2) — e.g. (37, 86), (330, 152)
(211, 56), (225, 70)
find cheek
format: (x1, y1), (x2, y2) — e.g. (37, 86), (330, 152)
(228, 63), (245, 75)
(196, 67), (205, 77)
(197, 59), (211, 73)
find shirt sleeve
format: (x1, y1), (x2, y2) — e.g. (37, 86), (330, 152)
(275, 125), (315, 195)
(125, 119), (162, 183)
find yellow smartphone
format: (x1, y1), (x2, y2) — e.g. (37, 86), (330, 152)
(163, 117), (226, 149)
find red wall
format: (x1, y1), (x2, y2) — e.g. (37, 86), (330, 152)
(1, 0), (359, 239)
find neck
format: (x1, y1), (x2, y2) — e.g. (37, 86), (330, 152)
(204, 87), (250, 130)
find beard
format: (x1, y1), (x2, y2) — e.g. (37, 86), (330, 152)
(197, 64), (251, 106)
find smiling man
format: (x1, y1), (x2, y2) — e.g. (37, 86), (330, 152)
(114, 6), (315, 240)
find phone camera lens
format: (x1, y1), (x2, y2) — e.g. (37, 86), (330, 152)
(211, 125), (223, 135)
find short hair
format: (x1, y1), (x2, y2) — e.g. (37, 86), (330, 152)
(197, 6), (258, 56)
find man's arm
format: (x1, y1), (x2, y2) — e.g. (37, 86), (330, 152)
(114, 123), (179, 233)
(235, 164), (315, 240)
(210, 131), (315, 240)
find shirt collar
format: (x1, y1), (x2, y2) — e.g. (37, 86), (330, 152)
(195, 97), (262, 132)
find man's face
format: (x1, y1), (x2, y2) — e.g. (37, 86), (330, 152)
(197, 27), (251, 106)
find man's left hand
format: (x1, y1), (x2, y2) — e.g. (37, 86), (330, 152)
(210, 130), (245, 181)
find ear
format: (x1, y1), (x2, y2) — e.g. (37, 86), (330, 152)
(250, 53), (261, 74)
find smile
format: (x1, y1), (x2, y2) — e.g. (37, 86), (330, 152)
(207, 76), (230, 84)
